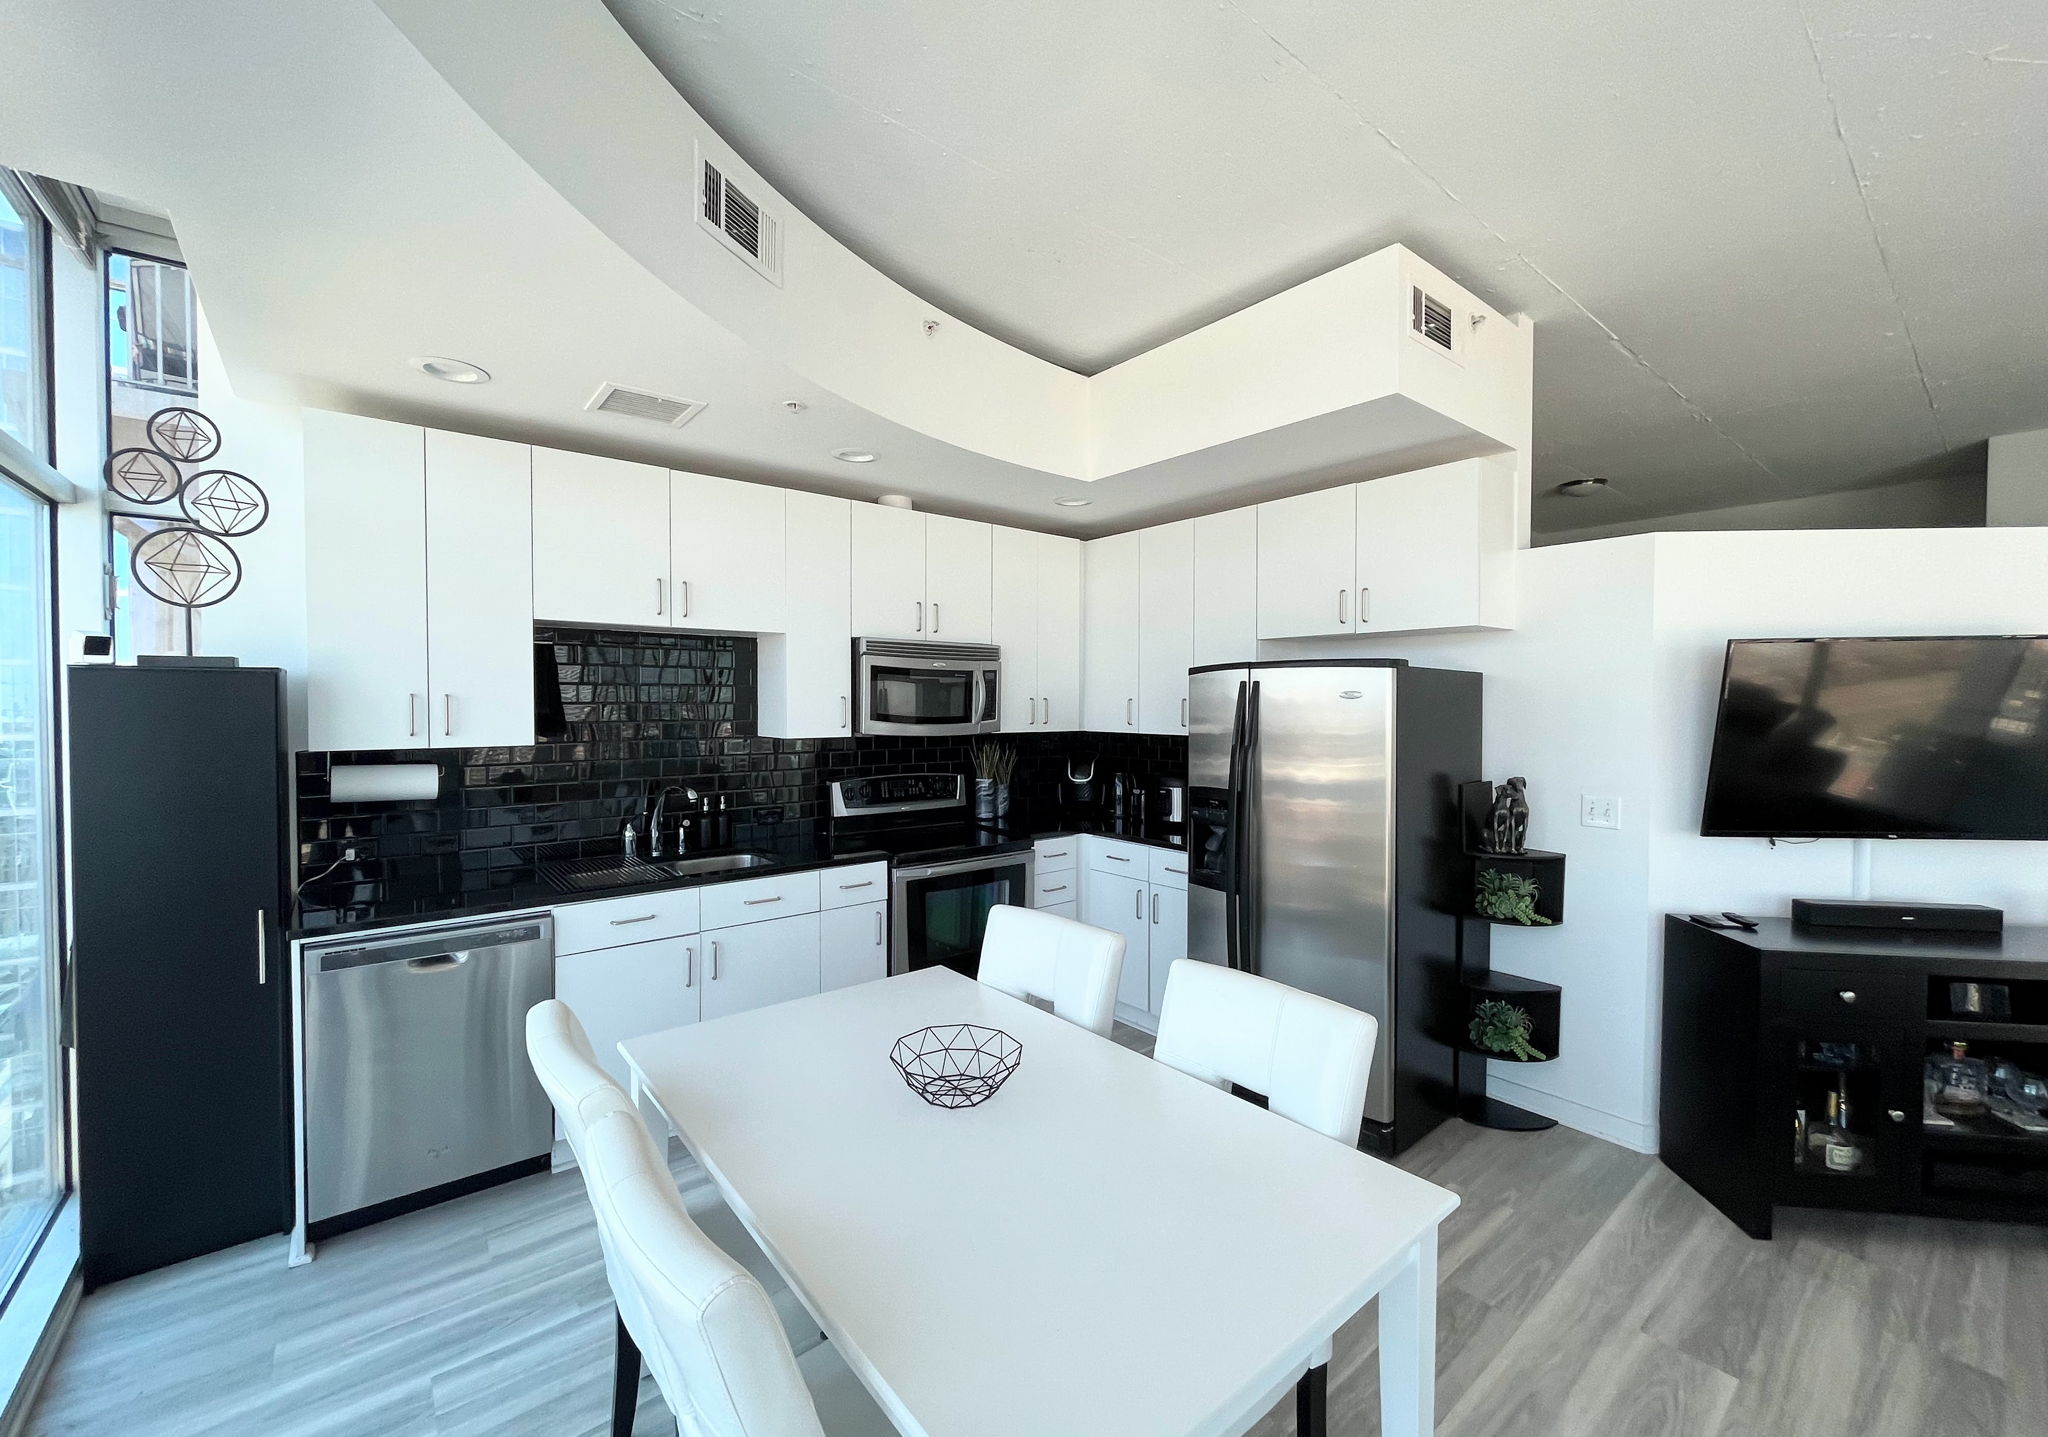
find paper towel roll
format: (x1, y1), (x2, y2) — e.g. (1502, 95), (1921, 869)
(329, 763), (440, 802)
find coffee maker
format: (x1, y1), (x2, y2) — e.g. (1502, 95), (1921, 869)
(1061, 756), (1098, 812)
(1147, 778), (1187, 836)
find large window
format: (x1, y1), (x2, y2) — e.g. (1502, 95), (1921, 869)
(0, 181), (49, 456)
(0, 474), (58, 1294)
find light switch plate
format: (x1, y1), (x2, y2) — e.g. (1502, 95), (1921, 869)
(1581, 794), (1620, 829)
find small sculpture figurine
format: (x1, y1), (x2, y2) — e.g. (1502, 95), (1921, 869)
(1483, 777), (1531, 856)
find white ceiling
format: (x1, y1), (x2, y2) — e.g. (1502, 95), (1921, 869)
(607, 0), (2048, 532)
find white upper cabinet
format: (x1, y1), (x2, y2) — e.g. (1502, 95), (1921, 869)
(669, 472), (785, 633)
(1354, 457), (1517, 634)
(532, 448), (670, 628)
(1137, 520), (1193, 735)
(306, 412), (429, 751)
(424, 430), (533, 747)
(306, 414), (534, 751)
(849, 505), (927, 639)
(760, 491), (852, 739)
(1082, 531), (1141, 732)
(1192, 507), (1258, 667)
(923, 515), (992, 643)
(1035, 534), (1083, 731)
(1256, 486), (1358, 639)
(992, 526), (1040, 732)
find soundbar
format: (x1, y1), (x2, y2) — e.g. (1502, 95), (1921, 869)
(1791, 898), (2004, 935)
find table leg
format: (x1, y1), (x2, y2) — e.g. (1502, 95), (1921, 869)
(628, 1069), (669, 1143)
(1294, 1361), (1328, 1436)
(1376, 1228), (1438, 1437)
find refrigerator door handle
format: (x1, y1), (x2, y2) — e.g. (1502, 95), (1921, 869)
(1222, 679), (1249, 970)
(1238, 679), (1262, 975)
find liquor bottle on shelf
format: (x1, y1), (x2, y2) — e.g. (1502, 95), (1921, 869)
(1930, 1041), (1990, 1120)
(1817, 1080), (1867, 1174)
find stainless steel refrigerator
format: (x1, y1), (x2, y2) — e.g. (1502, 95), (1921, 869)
(1186, 659), (1480, 1153)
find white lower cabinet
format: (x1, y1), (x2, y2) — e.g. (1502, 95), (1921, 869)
(1147, 884), (1187, 1013)
(1075, 837), (1189, 1022)
(1081, 870), (1151, 1013)
(700, 912), (822, 1022)
(553, 934), (701, 1094)
(818, 902), (888, 992)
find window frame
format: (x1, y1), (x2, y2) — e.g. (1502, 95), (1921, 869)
(0, 172), (53, 465)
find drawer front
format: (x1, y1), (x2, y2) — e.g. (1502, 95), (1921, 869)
(1032, 872), (1079, 909)
(1085, 836), (1150, 877)
(554, 887), (701, 956)
(1148, 849), (1190, 889)
(1040, 900), (1078, 923)
(699, 868), (822, 930)
(820, 862), (888, 911)
(1033, 838), (1079, 874)
(1780, 968), (1920, 1020)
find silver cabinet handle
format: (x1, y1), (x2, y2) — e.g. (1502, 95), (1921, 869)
(1165, 865), (1186, 876)
(610, 913), (658, 926)
(255, 909), (268, 986)
(874, 910), (884, 944)
(1043, 883), (1067, 894)
(838, 880), (874, 891)
(655, 577), (664, 615)
(680, 579), (691, 619)
(1105, 853), (1131, 863)
(710, 940), (720, 980)
(684, 945), (695, 988)
(1838, 990), (1857, 1004)
(1125, 697), (1134, 726)
(1041, 849), (1068, 859)
(744, 895), (782, 906)
(915, 600), (924, 633)
(1338, 588), (1348, 625)
(1152, 892), (1160, 924)
(931, 602), (940, 634)
(1180, 696), (1188, 729)
(443, 693), (454, 737)
(1888, 1109), (1906, 1123)
(408, 693), (420, 737)
(1359, 588), (1370, 624)
(1134, 888), (1144, 919)
(841, 696), (850, 730)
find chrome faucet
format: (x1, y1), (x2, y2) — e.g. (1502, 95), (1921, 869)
(646, 785), (700, 860)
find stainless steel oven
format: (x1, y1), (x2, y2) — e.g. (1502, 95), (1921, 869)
(855, 639), (1001, 737)
(890, 849), (1035, 978)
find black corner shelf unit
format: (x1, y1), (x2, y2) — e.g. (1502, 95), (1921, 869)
(1466, 848), (1567, 927)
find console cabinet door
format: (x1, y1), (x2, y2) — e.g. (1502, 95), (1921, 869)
(425, 430), (533, 747)
(850, 506), (926, 639)
(1035, 534), (1083, 731)
(992, 526), (1040, 732)
(818, 903), (888, 992)
(700, 913), (822, 1022)
(1081, 871), (1150, 1013)
(1137, 520), (1194, 735)
(1192, 506), (1258, 667)
(924, 515), (992, 642)
(670, 471), (785, 632)
(1256, 486), (1356, 639)
(553, 936), (701, 1094)
(1082, 532), (1141, 732)
(533, 448), (670, 627)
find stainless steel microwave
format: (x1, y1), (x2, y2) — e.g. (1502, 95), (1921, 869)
(854, 639), (1001, 737)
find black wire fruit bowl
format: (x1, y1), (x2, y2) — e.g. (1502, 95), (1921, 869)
(890, 1024), (1023, 1109)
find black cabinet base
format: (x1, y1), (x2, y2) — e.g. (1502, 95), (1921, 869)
(1461, 1095), (1558, 1132)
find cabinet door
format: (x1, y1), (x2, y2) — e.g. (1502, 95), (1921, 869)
(991, 526), (1039, 732)
(1255, 487), (1356, 638)
(761, 492), (852, 739)
(1766, 1023), (1919, 1213)
(305, 412), (428, 751)
(1081, 872), (1150, 1013)
(1082, 532), (1141, 732)
(819, 903), (888, 993)
(1355, 463), (1479, 634)
(553, 936), (700, 1093)
(671, 471), (786, 632)
(1147, 885), (1187, 1015)
(532, 448), (670, 627)
(1137, 520), (1194, 735)
(1192, 507), (1258, 667)
(850, 506), (926, 639)
(924, 515), (993, 642)
(701, 912), (822, 1022)
(1035, 535), (1083, 731)
(425, 430), (533, 748)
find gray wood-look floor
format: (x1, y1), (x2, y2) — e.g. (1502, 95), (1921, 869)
(29, 1021), (2048, 1436)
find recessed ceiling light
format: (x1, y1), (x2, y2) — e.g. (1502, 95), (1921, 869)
(1556, 476), (1611, 498)
(832, 448), (877, 463)
(409, 356), (490, 384)
(1054, 498), (1092, 508)
(782, 399), (808, 413)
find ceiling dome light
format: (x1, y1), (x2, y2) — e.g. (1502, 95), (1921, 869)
(832, 448), (877, 463)
(1054, 498), (1092, 508)
(1556, 476), (1611, 498)
(409, 356), (491, 384)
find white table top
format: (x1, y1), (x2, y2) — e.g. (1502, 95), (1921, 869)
(621, 967), (1459, 1437)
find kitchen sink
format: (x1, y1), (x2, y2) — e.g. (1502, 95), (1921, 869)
(653, 851), (778, 877)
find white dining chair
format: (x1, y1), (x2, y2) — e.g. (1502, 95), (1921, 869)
(1150, 959), (1379, 1430)
(526, 1001), (829, 1433)
(580, 1101), (898, 1437)
(976, 903), (1125, 1038)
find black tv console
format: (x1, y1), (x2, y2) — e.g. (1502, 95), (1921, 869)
(1661, 914), (2048, 1239)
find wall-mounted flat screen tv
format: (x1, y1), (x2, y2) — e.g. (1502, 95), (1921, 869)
(1700, 636), (2048, 839)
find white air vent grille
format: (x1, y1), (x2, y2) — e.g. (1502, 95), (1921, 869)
(584, 383), (707, 429)
(696, 148), (782, 284)
(1409, 285), (1463, 364)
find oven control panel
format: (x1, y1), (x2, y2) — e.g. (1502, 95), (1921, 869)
(830, 772), (966, 817)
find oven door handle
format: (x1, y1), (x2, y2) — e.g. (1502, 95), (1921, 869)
(891, 853), (1033, 882)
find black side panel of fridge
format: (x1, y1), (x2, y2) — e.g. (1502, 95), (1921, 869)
(69, 666), (290, 1287)
(1385, 666), (1482, 1155)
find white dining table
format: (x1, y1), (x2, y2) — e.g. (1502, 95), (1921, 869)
(620, 966), (1458, 1437)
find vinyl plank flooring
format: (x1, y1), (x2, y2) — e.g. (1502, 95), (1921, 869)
(27, 1113), (2048, 1437)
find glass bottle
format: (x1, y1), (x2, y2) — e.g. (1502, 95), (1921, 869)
(1930, 1041), (1990, 1119)
(1820, 1080), (1866, 1174)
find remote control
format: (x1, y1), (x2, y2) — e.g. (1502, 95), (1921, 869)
(1721, 911), (1759, 931)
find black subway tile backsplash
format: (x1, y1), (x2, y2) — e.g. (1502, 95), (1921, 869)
(296, 627), (1185, 891)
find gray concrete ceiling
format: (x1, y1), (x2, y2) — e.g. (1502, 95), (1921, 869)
(608, 0), (2047, 533)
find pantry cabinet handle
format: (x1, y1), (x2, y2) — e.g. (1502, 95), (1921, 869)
(610, 914), (658, 926)
(744, 895), (783, 906)
(680, 579), (691, 619)
(684, 945), (695, 988)
(710, 941), (720, 980)
(1359, 588), (1370, 624)
(408, 693), (420, 737)
(655, 577), (664, 615)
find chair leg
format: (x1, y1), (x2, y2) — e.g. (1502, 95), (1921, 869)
(612, 1308), (641, 1437)
(1295, 1362), (1327, 1437)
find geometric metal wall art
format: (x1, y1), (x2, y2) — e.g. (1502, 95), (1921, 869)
(178, 469), (269, 537)
(104, 446), (184, 505)
(144, 406), (221, 463)
(129, 526), (242, 608)
(115, 407), (269, 654)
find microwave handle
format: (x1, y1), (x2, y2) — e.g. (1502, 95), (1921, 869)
(973, 667), (994, 724)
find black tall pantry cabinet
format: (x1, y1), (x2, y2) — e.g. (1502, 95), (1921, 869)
(69, 665), (291, 1286)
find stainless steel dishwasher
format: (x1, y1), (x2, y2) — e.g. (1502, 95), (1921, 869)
(303, 915), (553, 1225)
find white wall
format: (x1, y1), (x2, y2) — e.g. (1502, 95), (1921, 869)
(1988, 428), (2048, 526)
(1263, 525), (2048, 1153)
(1540, 470), (1985, 546)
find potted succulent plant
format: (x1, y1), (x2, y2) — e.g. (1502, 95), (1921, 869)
(1468, 999), (1548, 1062)
(1474, 868), (1553, 926)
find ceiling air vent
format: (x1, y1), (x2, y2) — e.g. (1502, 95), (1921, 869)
(584, 383), (707, 429)
(1409, 285), (1463, 364)
(696, 147), (782, 284)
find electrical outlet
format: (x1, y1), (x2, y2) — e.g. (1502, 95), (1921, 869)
(1581, 794), (1619, 829)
